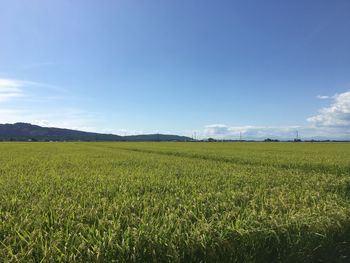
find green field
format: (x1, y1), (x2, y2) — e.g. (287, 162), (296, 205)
(0, 142), (349, 262)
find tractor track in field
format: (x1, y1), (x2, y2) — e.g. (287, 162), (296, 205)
(76, 143), (350, 176)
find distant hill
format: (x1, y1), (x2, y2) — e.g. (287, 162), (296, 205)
(0, 123), (193, 142)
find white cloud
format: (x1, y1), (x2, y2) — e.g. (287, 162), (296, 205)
(316, 95), (330, 99)
(203, 124), (301, 140)
(204, 124), (231, 136)
(202, 92), (350, 140)
(201, 124), (349, 140)
(102, 128), (145, 136)
(1, 77), (349, 140)
(32, 120), (51, 127)
(308, 91), (350, 128)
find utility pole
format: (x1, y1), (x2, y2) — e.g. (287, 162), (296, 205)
(294, 130), (301, 142)
(239, 132), (242, 141)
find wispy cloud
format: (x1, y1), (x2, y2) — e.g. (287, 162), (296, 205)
(0, 79), (25, 101)
(0, 78), (98, 132)
(19, 62), (55, 70)
(0, 78), (65, 101)
(316, 95), (330, 99)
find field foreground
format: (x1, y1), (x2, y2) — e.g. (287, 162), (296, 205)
(0, 142), (349, 262)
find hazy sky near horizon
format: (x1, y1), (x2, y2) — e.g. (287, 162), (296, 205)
(0, 0), (350, 139)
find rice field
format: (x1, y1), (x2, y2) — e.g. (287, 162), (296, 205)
(0, 142), (349, 262)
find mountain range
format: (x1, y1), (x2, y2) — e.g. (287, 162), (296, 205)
(0, 123), (193, 142)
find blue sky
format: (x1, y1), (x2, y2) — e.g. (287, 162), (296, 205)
(0, 0), (349, 139)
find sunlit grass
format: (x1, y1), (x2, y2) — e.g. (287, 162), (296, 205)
(0, 142), (349, 262)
